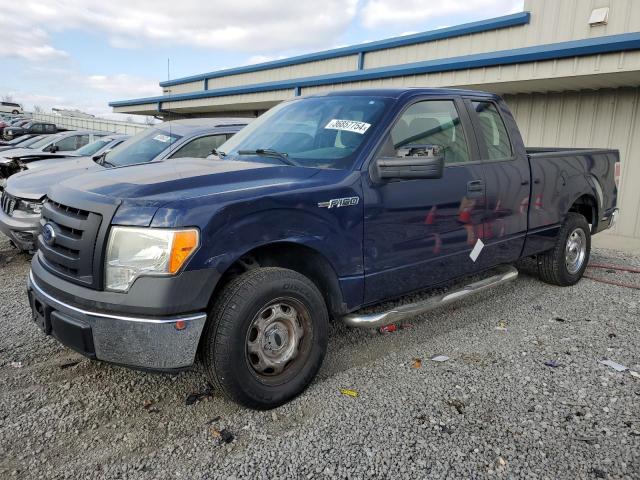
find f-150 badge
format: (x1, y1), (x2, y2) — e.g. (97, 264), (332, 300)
(318, 197), (360, 209)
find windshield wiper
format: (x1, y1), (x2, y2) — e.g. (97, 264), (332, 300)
(237, 148), (297, 166)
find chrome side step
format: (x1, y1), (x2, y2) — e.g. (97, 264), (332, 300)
(342, 265), (519, 329)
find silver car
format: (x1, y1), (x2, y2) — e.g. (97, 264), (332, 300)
(0, 118), (249, 251)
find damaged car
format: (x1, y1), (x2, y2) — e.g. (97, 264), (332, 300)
(0, 130), (106, 189)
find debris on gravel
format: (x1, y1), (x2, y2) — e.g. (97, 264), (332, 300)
(0, 234), (639, 479)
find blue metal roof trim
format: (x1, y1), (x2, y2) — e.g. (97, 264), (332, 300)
(111, 32), (640, 107)
(158, 12), (531, 87)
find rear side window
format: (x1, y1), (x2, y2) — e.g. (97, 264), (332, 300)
(471, 101), (512, 160)
(169, 134), (227, 159)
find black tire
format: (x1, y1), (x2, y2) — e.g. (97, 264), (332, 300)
(201, 267), (328, 409)
(11, 110), (18, 115)
(537, 212), (591, 286)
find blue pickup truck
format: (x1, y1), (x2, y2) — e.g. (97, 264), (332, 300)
(26, 89), (618, 409)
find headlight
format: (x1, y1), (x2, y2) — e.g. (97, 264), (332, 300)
(13, 200), (42, 217)
(105, 226), (199, 292)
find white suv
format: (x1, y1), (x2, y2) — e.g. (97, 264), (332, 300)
(0, 102), (23, 115)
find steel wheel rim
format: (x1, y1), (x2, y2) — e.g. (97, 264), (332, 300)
(245, 297), (311, 384)
(565, 227), (587, 275)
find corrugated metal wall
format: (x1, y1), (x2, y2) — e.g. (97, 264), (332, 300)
(158, 0), (640, 95)
(505, 87), (640, 239)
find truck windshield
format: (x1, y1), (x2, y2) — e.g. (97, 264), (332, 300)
(219, 96), (390, 169)
(104, 128), (182, 167)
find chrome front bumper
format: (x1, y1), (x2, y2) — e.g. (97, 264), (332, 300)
(27, 271), (207, 370)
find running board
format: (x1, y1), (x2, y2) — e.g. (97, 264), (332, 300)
(342, 265), (519, 329)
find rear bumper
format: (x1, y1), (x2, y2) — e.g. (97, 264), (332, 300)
(596, 207), (619, 233)
(27, 271), (207, 370)
(0, 208), (38, 251)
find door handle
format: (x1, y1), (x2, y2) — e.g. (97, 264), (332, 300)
(467, 180), (485, 195)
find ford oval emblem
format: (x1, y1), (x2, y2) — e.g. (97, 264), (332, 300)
(42, 223), (57, 246)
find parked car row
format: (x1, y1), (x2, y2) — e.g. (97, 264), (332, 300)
(2, 121), (57, 141)
(0, 117), (249, 250)
(0, 88), (618, 410)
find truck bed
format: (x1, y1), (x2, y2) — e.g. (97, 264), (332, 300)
(525, 146), (619, 239)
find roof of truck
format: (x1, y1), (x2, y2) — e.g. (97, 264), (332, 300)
(315, 88), (499, 99)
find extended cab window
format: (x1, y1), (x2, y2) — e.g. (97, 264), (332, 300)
(471, 101), (512, 160)
(169, 134), (227, 159)
(386, 100), (470, 164)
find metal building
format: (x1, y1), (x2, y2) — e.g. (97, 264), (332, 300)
(110, 0), (640, 249)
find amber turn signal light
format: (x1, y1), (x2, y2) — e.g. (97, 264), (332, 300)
(169, 229), (199, 274)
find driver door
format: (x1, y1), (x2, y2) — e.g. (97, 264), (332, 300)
(362, 97), (487, 304)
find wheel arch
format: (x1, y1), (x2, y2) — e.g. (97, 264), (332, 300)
(567, 193), (598, 233)
(206, 240), (347, 320)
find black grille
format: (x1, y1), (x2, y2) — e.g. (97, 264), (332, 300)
(38, 199), (103, 288)
(1, 191), (18, 216)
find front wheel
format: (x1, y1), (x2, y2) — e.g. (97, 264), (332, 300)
(537, 212), (591, 286)
(201, 267), (328, 409)
(11, 110), (19, 115)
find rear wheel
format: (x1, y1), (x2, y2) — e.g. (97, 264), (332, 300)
(537, 212), (591, 286)
(11, 110), (18, 115)
(201, 267), (328, 409)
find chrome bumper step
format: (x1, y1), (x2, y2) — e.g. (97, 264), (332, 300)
(342, 265), (519, 328)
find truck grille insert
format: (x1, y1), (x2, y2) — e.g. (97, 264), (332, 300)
(1, 191), (18, 216)
(38, 199), (103, 288)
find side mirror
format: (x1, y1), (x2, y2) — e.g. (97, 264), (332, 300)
(375, 144), (445, 180)
(48, 145), (59, 153)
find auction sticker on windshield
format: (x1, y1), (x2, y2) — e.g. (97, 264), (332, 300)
(153, 134), (172, 143)
(324, 119), (371, 135)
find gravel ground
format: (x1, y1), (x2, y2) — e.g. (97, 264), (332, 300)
(0, 233), (638, 479)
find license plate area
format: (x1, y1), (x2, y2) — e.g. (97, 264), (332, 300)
(28, 290), (52, 335)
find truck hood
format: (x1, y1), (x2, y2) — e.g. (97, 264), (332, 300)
(7, 157), (102, 200)
(57, 157), (322, 204)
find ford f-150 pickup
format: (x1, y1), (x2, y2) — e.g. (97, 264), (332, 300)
(26, 88), (619, 409)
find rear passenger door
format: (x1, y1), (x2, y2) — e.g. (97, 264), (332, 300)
(362, 97), (487, 304)
(465, 98), (530, 266)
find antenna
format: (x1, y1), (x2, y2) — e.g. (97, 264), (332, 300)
(167, 57), (173, 153)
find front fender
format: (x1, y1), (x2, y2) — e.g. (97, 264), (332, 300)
(150, 170), (365, 279)
(198, 206), (363, 278)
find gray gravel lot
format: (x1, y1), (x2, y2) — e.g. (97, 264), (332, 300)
(0, 233), (638, 479)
